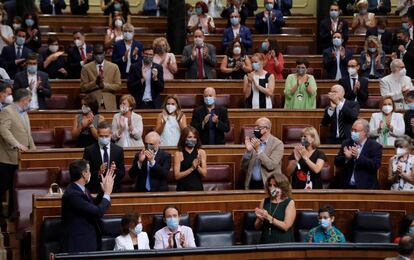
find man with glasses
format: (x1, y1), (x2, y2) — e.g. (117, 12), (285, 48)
(338, 58), (368, 104)
(334, 119), (382, 189)
(242, 117), (284, 189)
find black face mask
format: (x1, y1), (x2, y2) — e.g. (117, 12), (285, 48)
(254, 129), (263, 139)
(94, 54), (105, 64)
(145, 143), (155, 152)
(301, 138), (310, 148)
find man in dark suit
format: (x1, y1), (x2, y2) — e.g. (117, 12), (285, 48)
(321, 84), (360, 144)
(142, 0), (168, 16)
(273, 0), (292, 16)
(395, 29), (414, 79)
(221, 0), (249, 26)
(0, 29), (32, 79)
(222, 11), (252, 51)
(366, 17), (393, 54)
(66, 30), (93, 79)
(254, 0), (284, 34)
(61, 159), (114, 252)
(319, 3), (349, 52)
(70, 0), (89, 14)
(112, 23), (143, 79)
(13, 53), (51, 110)
(82, 121), (125, 193)
(323, 32), (353, 80)
(385, 234), (414, 260)
(40, 0), (66, 14)
(334, 119), (382, 189)
(367, 0), (391, 15)
(129, 131), (171, 192)
(191, 87), (230, 145)
(127, 46), (164, 109)
(338, 58), (369, 105)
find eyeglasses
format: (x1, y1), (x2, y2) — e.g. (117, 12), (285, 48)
(230, 16), (239, 18)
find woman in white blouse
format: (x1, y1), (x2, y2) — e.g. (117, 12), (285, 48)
(152, 37), (177, 80)
(0, 9), (13, 53)
(369, 96), (405, 146)
(114, 213), (150, 250)
(388, 136), (414, 191)
(112, 94), (144, 147)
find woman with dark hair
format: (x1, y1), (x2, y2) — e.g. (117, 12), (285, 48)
(260, 38), (284, 80)
(40, 35), (67, 79)
(187, 1), (215, 34)
(394, 214), (414, 243)
(254, 174), (296, 243)
(114, 213), (150, 250)
(220, 40), (252, 79)
(72, 94), (105, 148)
(174, 126), (207, 191)
(21, 12), (41, 52)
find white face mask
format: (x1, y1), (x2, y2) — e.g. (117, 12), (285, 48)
(83, 172), (91, 184)
(382, 105), (393, 114)
(347, 67), (357, 76)
(74, 39), (83, 47)
(49, 45), (59, 53)
(4, 95), (13, 104)
(120, 105), (129, 114)
(166, 104), (176, 114)
(114, 19), (123, 28)
(396, 148), (408, 157)
(194, 37), (204, 47)
(399, 68), (407, 77)
(233, 47), (241, 55)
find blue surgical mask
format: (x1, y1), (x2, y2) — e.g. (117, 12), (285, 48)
(409, 226), (414, 235)
(27, 65), (37, 74)
(204, 96), (215, 106)
(368, 47), (377, 53)
(114, 2), (121, 10)
(230, 17), (239, 26)
(320, 218), (331, 229)
(252, 62), (260, 71)
(265, 3), (273, 11)
(16, 36), (25, 46)
(330, 11), (339, 18)
(351, 131), (360, 142)
(134, 223), (143, 234)
(402, 23), (410, 30)
(195, 7), (203, 15)
(166, 217), (179, 230)
(25, 19), (34, 27)
(98, 137), (111, 146)
(261, 42), (269, 50)
(123, 32), (133, 41)
(408, 103), (414, 110)
(377, 28), (385, 34)
(332, 38), (342, 47)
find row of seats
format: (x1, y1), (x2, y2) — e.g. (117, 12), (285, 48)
(40, 211), (393, 260)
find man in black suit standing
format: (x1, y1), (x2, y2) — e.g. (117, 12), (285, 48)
(61, 159), (114, 252)
(191, 87), (230, 145)
(70, 0), (89, 14)
(129, 131), (171, 192)
(127, 46), (164, 109)
(0, 29), (32, 79)
(334, 119), (382, 189)
(367, 0), (391, 15)
(82, 121), (125, 193)
(395, 29), (414, 79)
(321, 84), (360, 144)
(66, 31), (93, 79)
(319, 2), (349, 52)
(366, 17), (393, 54)
(338, 59), (369, 105)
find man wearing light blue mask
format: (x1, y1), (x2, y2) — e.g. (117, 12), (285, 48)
(222, 11), (252, 52)
(82, 121), (125, 193)
(154, 205), (196, 249)
(322, 32), (353, 80)
(13, 52), (51, 110)
(334, 118), (382, 189)
(306, 205), (346, 243)
(254, 0), (284, 34)
(221, 0), (249, 26)
(112, 23), (143, 79)
(190, 87), (230, 145)
(319, 3), (349, 52)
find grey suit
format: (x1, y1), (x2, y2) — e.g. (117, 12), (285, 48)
(182, 43), (216, 79)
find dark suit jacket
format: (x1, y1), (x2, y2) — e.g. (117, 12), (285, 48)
(111, 39), (143, 79)
(0, 45), (32, 79)
(40, 0), (66, 14)
(222, 25), (252, 51)
(254, 10), (284, 34)
(70, 0), (89, 14)
(334, 138), (382, 189)
(321, 100), (360, 144)
(127, 62), (164, 109)
(182, 43), (217, 79)
(221, 5), (249, 26)
(366, 27), (393, 54)
(61, 182), (110, 252)
(128, 149), (171, 192)
(39, 49), (67, 79)
(323, 47), (353, 79)
(190, 105), (230, 145)
(66, 44), (93, 79)
(245, 0), (257, 16)
(13, 70), (51, 109)
(142, 0), (168, 16)
(368, 0), (391, 15)
(401, 41), (414, 79)
(273, 0), (292, 16)
(404, 110), (414, 139)
(319, 18), (349, 51)
(338, 75), (369, 104)
(82, 143), (125, 193)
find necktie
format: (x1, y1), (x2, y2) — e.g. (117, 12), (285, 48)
(16, 47), (21, 59)
(173, 232), (178, 248)
(338, 110), (345, 139)
(197, 47), (204, 79)
(103, 146), (109, 166)
(99, 65), (103, 78)
(80, 47), (86, 60)
(145, 162), (151, 191)
(352, 78), (356, 90)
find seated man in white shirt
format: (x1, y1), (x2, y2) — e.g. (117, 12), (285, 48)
(154, 205), (196, 249)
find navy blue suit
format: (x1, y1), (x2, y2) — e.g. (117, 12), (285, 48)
(366, 27), (393, 54)
(40, 0), (66, 14)
(111, 39), (143, 79)
(367, 0), (391, 15)
(221, 5), (249, 26)
(13, 70), (51, 109)
(323, 46), (353, 79)
(61, 182), (110, 252)
(39, 49), (67, 79)
(273, 0), (292, 16)
(254, 10), (284, 34)
(334, 138), (382, 189)
(142, 0), (168, 16)
(0, 45), (32, 79)
(338, 75), (369, 104)
(66, 44), (93, 79)
(319, 18), (349, 52)
(222, 25), (252, 52)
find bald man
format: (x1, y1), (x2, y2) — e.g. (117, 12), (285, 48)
(321, 84), (360, 144)
(241, 117), (284, 189)
(190, 87), (230, 145)
(128, 131), (171, 192)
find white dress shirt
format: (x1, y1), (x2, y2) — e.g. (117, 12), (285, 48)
(142, 64), (153, 101)
(334, 47), (342, 80)
(113, 232), (150, 250)
(154, 225), (196, 249)
(27, 72), (39, 110)
(327, 99), (345, 138)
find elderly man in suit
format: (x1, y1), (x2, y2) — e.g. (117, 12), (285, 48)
(80, 44), (121, 111)
(82, 121), (125, 193)
(334, 119), (382, 189)
(13, 53), (51, 110)
(129, 131), (171, 192)
(66, 30), (93, 79)
(182, 29), (216, 79)
(242, 117), (284, 190)
(61, 159), (114, 252)
(0, 88), (35, 223)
